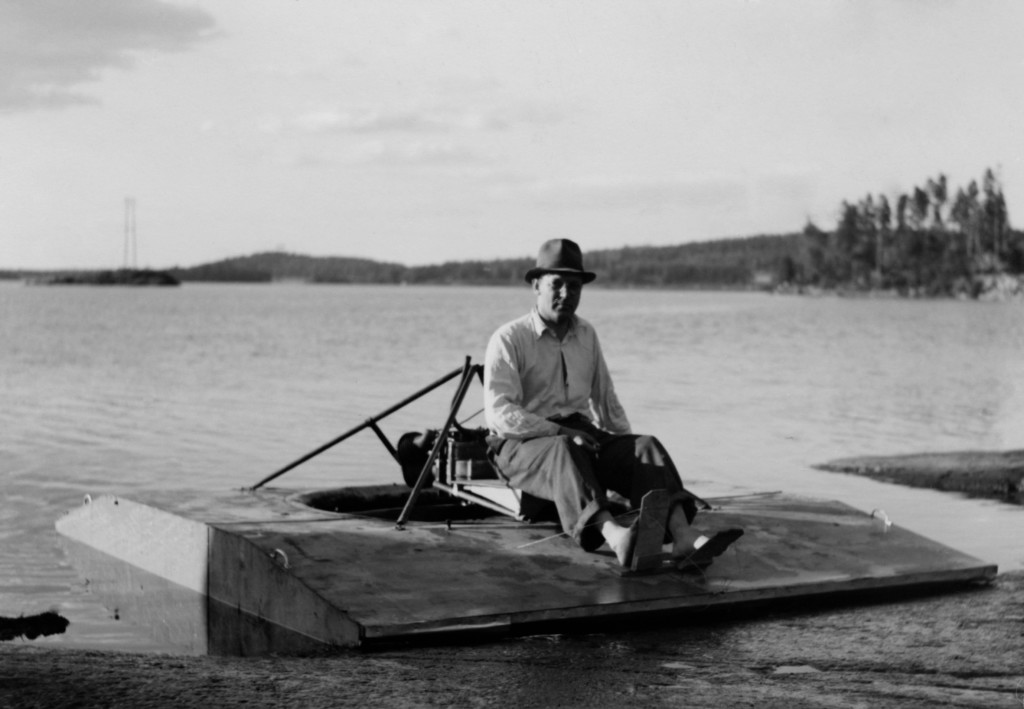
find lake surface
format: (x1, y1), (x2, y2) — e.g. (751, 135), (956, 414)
(2, 282), (1023, 651)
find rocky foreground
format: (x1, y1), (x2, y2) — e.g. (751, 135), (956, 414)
(2, 572), (1022, 709)
(817, 450), (1024, 505)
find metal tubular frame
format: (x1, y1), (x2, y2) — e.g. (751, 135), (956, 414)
(394, 358), (481, 528)
(250, 363), (466, 490)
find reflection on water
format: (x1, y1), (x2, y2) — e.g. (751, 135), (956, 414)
(1, 282), (1022, 650)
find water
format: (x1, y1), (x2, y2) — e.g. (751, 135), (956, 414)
(2, 282), (1023, 650)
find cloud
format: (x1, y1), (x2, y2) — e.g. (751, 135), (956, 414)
(753, 164), (818, 200)
(352, 139), (491, 167)
(0, 0), (217, 112)
(248, 56), (363, 81)
(281, 139), (491, 169)
(291, 107), (507, 134)
(528, 174), (747, 211)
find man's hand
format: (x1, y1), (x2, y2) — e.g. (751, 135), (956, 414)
(558, 426), (600, 454)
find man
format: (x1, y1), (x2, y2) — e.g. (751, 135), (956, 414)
(483, 238), (741, 569)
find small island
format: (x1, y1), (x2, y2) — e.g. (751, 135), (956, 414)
(29, 269), (180, 287)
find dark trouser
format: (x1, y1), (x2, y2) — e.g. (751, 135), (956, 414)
(488, 415), (697, 551)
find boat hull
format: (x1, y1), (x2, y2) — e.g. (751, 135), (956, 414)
(56, 485), (997, 655)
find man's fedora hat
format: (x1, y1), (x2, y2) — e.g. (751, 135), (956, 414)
(524, 238), (597, 284)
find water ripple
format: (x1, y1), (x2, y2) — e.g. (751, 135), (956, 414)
(2, 285), (1023, 645)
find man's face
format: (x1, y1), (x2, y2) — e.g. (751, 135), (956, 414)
(533, 273), (584, 325)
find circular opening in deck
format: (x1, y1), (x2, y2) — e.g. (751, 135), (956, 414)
(296, 484), (501, 522)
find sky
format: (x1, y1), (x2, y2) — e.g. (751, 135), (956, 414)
(2, 0), (1024, 270)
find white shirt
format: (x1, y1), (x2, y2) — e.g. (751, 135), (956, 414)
(483, 308), (631, 439)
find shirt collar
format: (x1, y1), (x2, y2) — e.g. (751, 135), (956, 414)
(529, 307), (577, 340)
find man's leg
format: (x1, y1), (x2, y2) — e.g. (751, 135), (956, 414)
(491, 435), (635, 561)
(595, 434), (705, 555)
(491, 435), (605, 550)
(593, 434), (689, 506)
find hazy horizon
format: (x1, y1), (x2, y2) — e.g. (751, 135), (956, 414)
(4, 231), (801, 273)
(4, 1), (1023, 270)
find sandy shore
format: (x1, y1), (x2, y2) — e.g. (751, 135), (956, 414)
(3, 572), (1022, 709)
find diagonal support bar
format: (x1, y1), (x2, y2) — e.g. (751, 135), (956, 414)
(395, 357), (481, 529)
(250, 364), (465, 490)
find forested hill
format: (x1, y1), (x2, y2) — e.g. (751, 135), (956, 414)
(167, 233), (803, 288)
(167, 252), (408, 284)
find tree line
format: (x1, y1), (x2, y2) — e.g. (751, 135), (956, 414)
(784, 169), (1023, 296)
(5, 170), (1018, 297)
(152, 235), (800, 289)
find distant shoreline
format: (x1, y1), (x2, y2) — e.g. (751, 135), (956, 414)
(21, 269), (180, 287)
(4, 222), (1024, 298)
(2, 239), (1022, 299)
(5, 276), (1021, 301)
